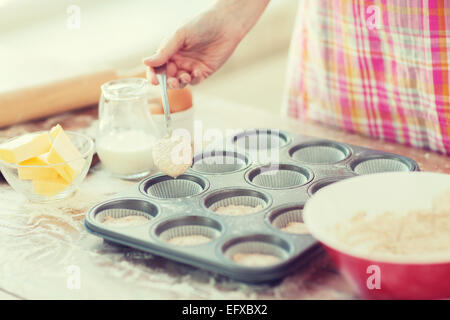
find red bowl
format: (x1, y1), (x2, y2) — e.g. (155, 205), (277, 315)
(303, 172), (450, 300)
(324, 245), (450, 300)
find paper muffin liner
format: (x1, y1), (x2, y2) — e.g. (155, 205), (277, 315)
(253, 170), (307, 189)
(233, 129), (288, 151)
(248, 164), (311, 189)
(94, 198), (158, 227)
(290, 143), (348, 164)
(223, 238), (289, 268)
(145, 177), (205, 199)
(94, 199), (157, 228)
(270, 206), (309, 235)
(159, 225), (216, 246)
(352, 157), (410, 175)
(155, 216), (222, 246)
(192, 151), (248, 174)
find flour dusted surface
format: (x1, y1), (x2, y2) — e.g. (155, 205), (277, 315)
(102, 215), (148, 227)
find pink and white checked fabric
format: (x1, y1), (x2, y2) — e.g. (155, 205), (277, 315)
(285, 0), (450, 155)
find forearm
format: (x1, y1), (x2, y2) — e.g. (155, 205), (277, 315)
(144, 0), (271, 88)
(212, 0), (270, 39)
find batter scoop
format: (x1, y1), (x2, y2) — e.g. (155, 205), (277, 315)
(152, 133), (192, 178)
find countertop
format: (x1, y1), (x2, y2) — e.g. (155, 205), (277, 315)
(0, 95), (449, 299)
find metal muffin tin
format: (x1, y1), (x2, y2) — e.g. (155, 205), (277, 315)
(84, 129), (419, 283)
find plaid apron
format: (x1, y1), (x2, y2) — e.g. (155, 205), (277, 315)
(284, 0), (450, 155)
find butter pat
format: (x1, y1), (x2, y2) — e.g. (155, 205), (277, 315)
(47, 125), (85, 183)
(0, 132), (51, 164)
(50, 124), (63, 139)
(32, 176), (70, 196)
(17, 153), (59, 180)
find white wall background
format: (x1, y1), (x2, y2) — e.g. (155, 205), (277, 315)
(1, 0), (298, 113)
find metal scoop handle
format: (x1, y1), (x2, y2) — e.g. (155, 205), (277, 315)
(154, 64), (172, 135)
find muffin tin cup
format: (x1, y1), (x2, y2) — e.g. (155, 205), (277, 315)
(221, 234), (292, 268)
(203, 188), (271, 216)
(139, 173), (209, 199)
(268, 204), (310, 235)
(350, 155), (417, 175)
(231, 129), (290, 151)
(307, 176), (354, 196)
(88, 198), (159, 230)
(246, 163), (314, 189)
(191, 150), (249, 175)
(231, 129), (291, 165)
(155, 216), (222, 247)
(289, 141), (351, 164)
(85, 129), (419, 283)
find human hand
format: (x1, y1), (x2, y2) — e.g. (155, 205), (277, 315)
(144, 0), (270, 89)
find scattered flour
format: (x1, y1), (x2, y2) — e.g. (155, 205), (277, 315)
(102, 215), (148, 228)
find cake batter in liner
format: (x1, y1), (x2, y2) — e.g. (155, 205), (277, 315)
(94, 198), (157, 228)
(141, 174), (207, 199)
(223, 235), (290, 268)
(156, 216), (222, 246)
(269, 205), (309, 235)
(204, 188), (270, 216)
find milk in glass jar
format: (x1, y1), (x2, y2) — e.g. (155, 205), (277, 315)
(97, 78), (158, 179)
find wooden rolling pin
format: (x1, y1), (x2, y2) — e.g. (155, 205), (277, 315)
(0, 69), (145, 128)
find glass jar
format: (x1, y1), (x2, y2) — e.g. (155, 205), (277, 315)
(97, 78), (158, 179)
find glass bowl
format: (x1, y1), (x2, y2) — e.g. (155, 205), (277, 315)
(0, 131), (95, 202)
